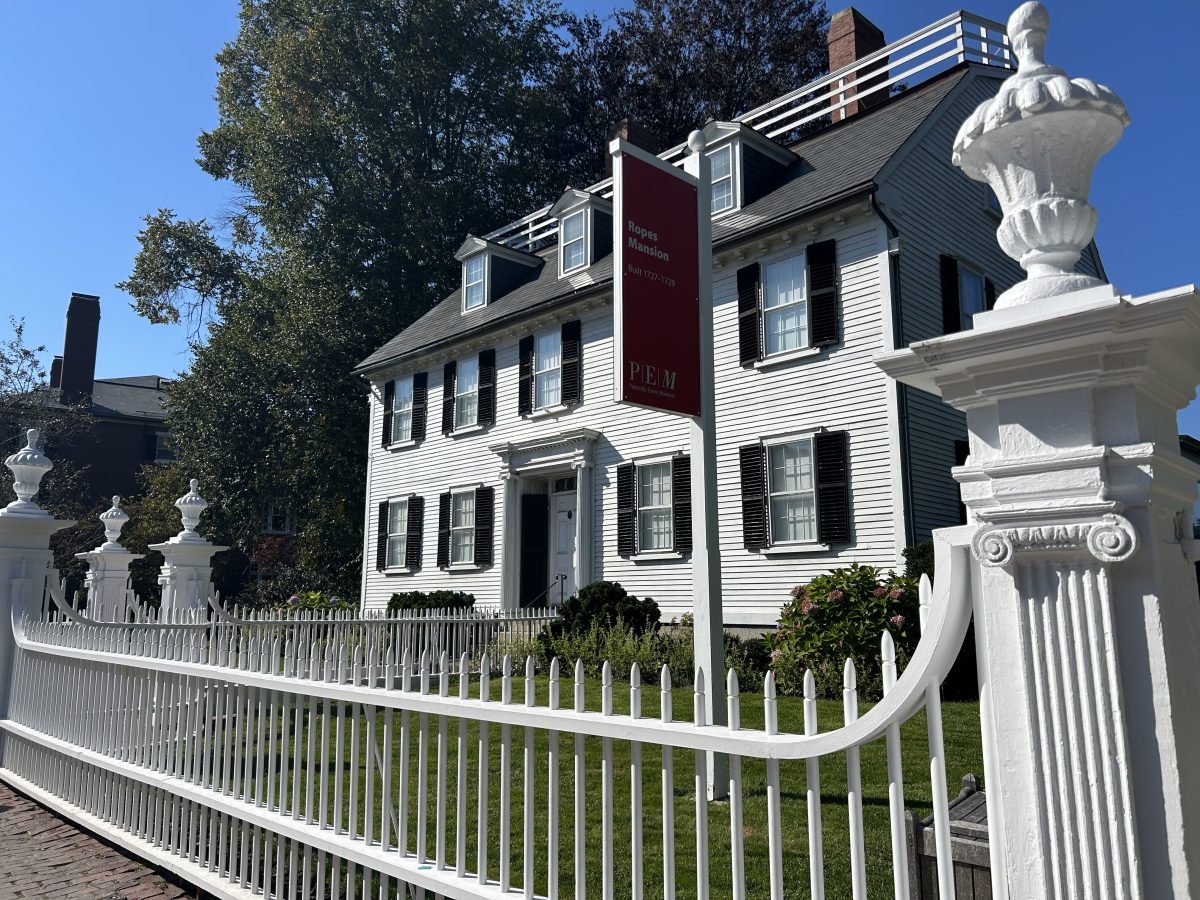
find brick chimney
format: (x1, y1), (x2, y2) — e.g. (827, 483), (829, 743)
(48, 356), (63, 389)
(827, 7), (887, 122)
(59, 293), (100, 405)
(605, 117), (657, 176)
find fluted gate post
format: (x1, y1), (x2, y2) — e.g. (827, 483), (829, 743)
(879, 5), (1200, 897)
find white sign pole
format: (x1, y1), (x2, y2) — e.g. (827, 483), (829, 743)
(683, 129), (728, 800)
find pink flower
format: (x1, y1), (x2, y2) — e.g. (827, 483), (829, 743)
(790, 585), (807, 600)
(770, 649), (783, 661)
(827, 589), (844, 602)
(888, 588), (905, 600)
(889, 614), (906, 627)
(800, 598), (815, 616)
(872, 586), (888, 598)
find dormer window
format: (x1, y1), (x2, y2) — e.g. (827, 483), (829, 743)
(463, 255), (486, 311)
(561, 211), (587, 273)
(549, 189), (613, 278)
(711, 144), (735, 214)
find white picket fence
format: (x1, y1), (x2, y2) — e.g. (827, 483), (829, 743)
(0, 533), (978, 900)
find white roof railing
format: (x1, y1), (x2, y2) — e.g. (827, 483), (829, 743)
(484, 9), (1010, 253)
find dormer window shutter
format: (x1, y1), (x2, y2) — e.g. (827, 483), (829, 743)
(561, 320), (582, 406)
(807, 240), (840, 347)
(473, 485), (495, 567)
(616, 462), (636, 556)
(478, 350), (497, 425)
(441, 361), (456, 435)
(814, 430), (851, 544)
(940, 255), (962, 335)
(381, 380), (395, 448)
(375, 500), (389, 571)
(671, 454), (692, 555)
(518, 336), (534, 416)
(405, 496), (424, 569)
(737, 263), (762, 366)
(739, 443), (768, 549)
(411, 371), (428, 442)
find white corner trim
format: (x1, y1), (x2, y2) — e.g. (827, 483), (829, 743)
(753, 346), (823, 370)
(761, 542), (831, 556)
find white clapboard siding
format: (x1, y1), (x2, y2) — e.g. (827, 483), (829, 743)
(363, 208), (907, 624)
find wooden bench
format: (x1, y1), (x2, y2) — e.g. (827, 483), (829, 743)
(905, 774), (992, 899)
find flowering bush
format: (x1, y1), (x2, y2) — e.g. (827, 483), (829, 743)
(766, 563), (919, 699)
(276, 591), (357, 614)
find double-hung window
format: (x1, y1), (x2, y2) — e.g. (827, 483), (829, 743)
(451, 490), (475, 564)
(154, 432), (175, 464)
(391, 376), (414, 443)
(710, 144), (735, 214)
(767, 437), (817, 544)
(958, 264), (987, 330)
(561, 210), (587, 273)
(763, 254), (808, 355)
(534, 330), (562, 409)
(637, 462), (673, 551)
(455, 356), (479, 429)
(463, 256), (486, 311)
(386, 498), (408, 568)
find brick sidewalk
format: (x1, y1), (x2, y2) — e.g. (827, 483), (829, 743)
(0, 781), (208, 900)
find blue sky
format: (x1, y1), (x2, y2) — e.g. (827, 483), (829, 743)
(2, 1), (1198, 433)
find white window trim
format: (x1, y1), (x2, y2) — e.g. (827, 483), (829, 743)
(384, 496), (410, 571)
(454, 355), (480, 432)
(559, 208), (589, 276)
(450, 487), (476, 567)
(630, 452), (682, 558)
(763, 434), (820, 548)
(527, 402), (571, 421)
(533, 328), (563, 411)
(389, 375), (414, 445)
(263, 501), (290, 535)
(153, 431), (175, 465)
(462, 254), (488, 313)
(761, 248), (811, 359)
(709, 141), (741, 218)
(958, 260), (987, 330)
(752, 345), (823, 371)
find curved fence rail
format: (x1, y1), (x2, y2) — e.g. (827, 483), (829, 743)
(0, 534), (979, 900)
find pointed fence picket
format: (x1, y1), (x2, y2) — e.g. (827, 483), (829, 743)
(1, 552), (974, 900)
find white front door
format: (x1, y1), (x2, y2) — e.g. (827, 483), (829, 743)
(549, 492), (577, 604)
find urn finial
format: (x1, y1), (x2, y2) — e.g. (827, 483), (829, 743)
(100, 495), (129, 548)
(174, 478), (208, 540)
(4, 429), (53, 515)
(952, 2), (1130, 310)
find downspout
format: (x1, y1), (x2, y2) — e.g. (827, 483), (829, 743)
(870, 190), (916, 549)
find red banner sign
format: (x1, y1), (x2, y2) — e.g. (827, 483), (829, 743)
(613, 147), (701, 417)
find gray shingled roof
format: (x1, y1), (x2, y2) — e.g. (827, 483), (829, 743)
(356, 65), (974, 375)
(90, 378), (169, 421)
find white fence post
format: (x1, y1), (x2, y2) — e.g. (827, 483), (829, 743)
(75, 495), (143, 621)
(148, 479), (226, 617)
(0, 430), (73, 716)
(880, 5), (1200, 897)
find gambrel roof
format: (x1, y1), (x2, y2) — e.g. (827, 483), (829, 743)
(356, 64), (987, 376)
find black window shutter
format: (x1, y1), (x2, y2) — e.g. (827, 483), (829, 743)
(739, 444), (768, 550)
(808, 239), (839, 347)
(478, 350), (496, 425)
(984, 277), (997, 311)
(671, 455), (692, 555)
(381, 380), (395, 447)
(375, 500), (389, 570)
(815, 430), (851, 544)
(436, 492), (452, 569)
(411, 371), (428, 442)
(940, 255), (962, 334)
(561, 320), (582, 406)
(405, 496), (424, 569)
(616, 462), (636, 556)
(518, 336), (534, 415)
(737, 263), (762, 366)
(473, 485), (495, 567)
(441, 361), (456, 435)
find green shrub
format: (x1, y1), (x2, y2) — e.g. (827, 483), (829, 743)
(766, 563), (918, 700)
(387, 590), (476, 613)
(279, 590), (357, 613)
(547, 581), (659, 642)
(903, 541), (935, 582)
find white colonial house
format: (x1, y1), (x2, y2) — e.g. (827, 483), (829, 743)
(353, 8), (1105, 625)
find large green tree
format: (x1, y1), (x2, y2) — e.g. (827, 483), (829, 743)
(122, 0), (830, 600)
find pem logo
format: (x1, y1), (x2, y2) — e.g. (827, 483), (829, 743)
(629, 360), (677, 392)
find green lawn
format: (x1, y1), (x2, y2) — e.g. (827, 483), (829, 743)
(285, 676), (983, 900)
